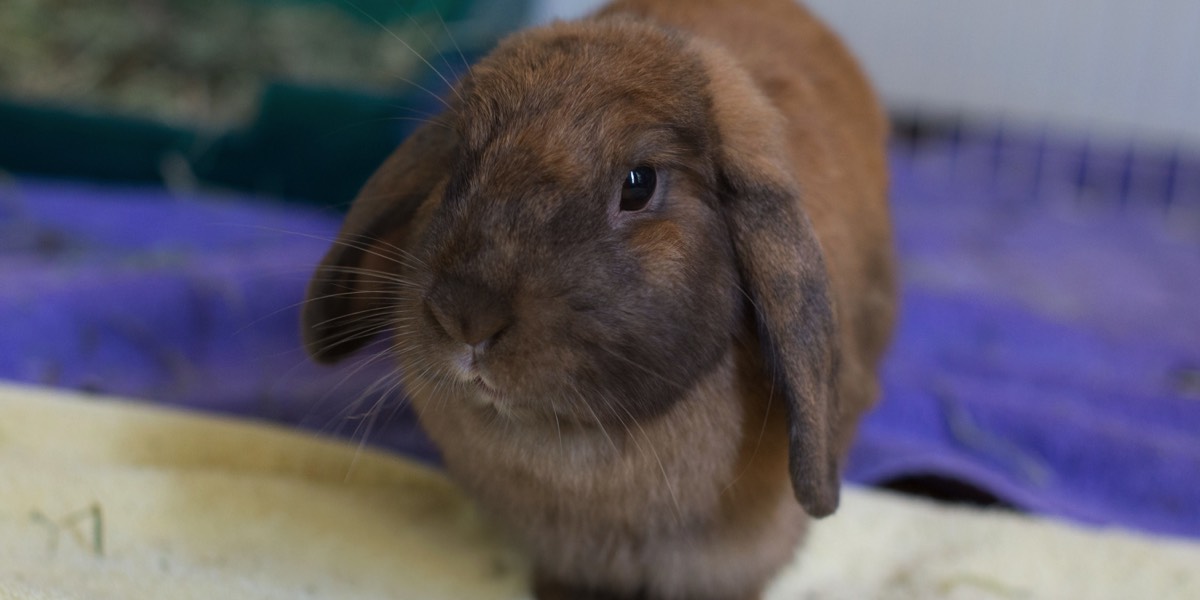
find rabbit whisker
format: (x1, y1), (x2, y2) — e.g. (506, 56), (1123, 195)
(226, 223), (426, 271)
(596, 344), (691, 393)
(550, 400), (564, 459)
(721, 371), (775, 497)
(386, 3), (464, 87)
(429, 4), (471, 74)
(312, 265), (423, 286)
(606, 391), (684, 529)
(337, 0), (463, 104)
(572, 382), (619, 456)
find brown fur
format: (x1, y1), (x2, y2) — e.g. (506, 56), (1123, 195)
(302, 1), (896, 598)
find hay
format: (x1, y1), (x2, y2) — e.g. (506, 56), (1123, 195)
(0, 0), (448, 127)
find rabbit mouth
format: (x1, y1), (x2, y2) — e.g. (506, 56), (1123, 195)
(471, 374), (500, 396)
(466, 374), (545, 422)
(450, 347), (503, 396)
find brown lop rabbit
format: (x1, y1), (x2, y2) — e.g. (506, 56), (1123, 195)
(302, 0), (896, 598)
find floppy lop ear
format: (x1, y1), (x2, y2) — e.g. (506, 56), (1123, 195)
(302, 120), (457, 363)
(704, 57), (842, 518)
(723, 162), (841, 518)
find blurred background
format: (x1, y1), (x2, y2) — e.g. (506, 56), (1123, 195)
(1, 0), (1197, 540)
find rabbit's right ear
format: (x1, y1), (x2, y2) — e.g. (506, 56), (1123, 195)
(695, 42), (842, 518)
(302, 120), (457, 363)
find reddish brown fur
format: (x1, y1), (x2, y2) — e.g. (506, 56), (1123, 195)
(303, 1), (895, 598)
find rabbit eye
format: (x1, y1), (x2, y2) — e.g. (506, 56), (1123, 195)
(619, 166), (657, 212)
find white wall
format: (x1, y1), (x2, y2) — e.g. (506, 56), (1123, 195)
(528, 0), (1200, 148)
(529, 0), (603, 23)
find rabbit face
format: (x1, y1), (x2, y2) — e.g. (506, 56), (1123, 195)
(397, 22), (741, 427)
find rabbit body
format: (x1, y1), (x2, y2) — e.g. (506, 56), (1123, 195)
(303, 1), (895, 599)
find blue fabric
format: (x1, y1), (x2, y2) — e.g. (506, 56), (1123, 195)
(846, 136), (1200, 538)
(0, 180), (431, 457)
(1, 132), (1198, 538)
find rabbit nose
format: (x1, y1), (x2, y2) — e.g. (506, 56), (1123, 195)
(425, 278), (514, 352)
(462, 310), (511, 352)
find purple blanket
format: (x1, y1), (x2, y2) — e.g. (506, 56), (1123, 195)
(0, 181), (428, 456)
(2, 132), (1198, 538)
(849, 136), (1200, 537)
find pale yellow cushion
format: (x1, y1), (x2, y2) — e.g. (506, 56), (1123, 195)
(0, 382), (528, 600)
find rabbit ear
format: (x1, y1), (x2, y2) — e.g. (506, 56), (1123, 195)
(704, 54), (842, 518)
(723, 168), (841, 518)
(302, 120), (456, 363)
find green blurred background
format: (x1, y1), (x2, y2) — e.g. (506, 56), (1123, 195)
(0, 0), (528, 207)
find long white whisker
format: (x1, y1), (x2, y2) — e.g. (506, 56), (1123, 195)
(345, 370), (411, 478)
(607, 391), (684, 529)
(572, 382), (618, 455)
(596, 344), (690, 392)
(224, 222), (428, 272)
(385, 2), (462, 84)
(550, 401), (564, 459)
(722, 369), (774, 496)
(234, 288), (404, 337)
(313, 264), (423, 284)
(338, 0), (462, 103)
(429, 4), (471, 74)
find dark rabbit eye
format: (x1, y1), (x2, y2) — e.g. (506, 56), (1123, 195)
(620, 166), (657, 212)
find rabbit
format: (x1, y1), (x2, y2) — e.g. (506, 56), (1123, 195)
(301, 0), (896, 598)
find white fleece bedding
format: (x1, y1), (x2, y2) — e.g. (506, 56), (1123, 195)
(2, 382), (1197, 600)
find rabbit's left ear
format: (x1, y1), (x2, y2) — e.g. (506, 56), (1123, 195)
(703, 49), (842, 518)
